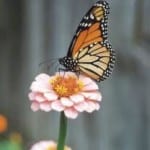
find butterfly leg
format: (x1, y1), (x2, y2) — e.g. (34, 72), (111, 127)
(58, 68), (70, 73)
(58, 68), (70, 78)
(75, 70), (81, 79)
(58, 68), (81, 79)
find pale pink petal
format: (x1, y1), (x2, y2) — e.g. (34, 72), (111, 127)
(55, 71), (76, 78)
(39, 141), (56, 149)
(55, 71), (65, 77)
(64, 108), (78, 119)
(40, 102), (51, 112)
(74, 102), (88, 112)
(28, 92), (36, 100)
(70, 94), (84, 103)
(64, 72), (77, 77)
(60, 97), (74, 107)
(35, 73), (50, 82)
(79, 75), (99, 91)
(35, 93), (46, 102)
(30, 141), (71, 150)
(30, 141), (56, 150)
(51, 100), (64, 111)
(30, 81), (50, 93)
(31, 102), (40, 111)
(81, 92), (102, 101)
(83, 82), (99, 91)
(44, 92), (58, 101)
(85, 101), (99, 113)
(95, 103), (100, 110)
(79, 75), (93, 85)
(29, 92), (47, 102)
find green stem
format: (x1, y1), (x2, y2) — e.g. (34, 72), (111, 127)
(57, 112), (68, 150)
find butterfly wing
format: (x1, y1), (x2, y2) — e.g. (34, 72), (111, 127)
(67, 0), (109, 57)
(73, 40), (115, 81)
(67, 0), (115, 81)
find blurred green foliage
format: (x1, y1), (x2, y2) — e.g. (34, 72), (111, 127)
(0, 140), (22, 150)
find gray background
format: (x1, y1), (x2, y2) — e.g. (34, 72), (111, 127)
(0, 0), (150, 150)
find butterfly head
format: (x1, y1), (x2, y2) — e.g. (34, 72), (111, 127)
(59, 57), (78, 72)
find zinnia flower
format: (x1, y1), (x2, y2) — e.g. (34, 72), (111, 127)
(28, 72), (102, 119)
(30, 140), (71, 150)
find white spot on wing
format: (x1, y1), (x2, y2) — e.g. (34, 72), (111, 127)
(90, 14), (94, 19)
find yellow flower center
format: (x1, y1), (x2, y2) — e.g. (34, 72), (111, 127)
(50, 74), (84, 97)
(47, 145), (70, 150)
(47, 146), (55, 150)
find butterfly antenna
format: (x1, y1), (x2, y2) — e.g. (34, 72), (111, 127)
(38, 58), (58, 67)
(38, 58), (59, 74)
(54, 61), (61, 73)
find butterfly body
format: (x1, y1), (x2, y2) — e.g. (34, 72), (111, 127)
(59, 0), (115, 82)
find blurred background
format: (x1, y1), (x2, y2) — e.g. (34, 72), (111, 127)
(0, 0), (150, 149)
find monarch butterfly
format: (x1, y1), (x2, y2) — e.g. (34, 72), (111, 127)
(59, 0), (115, 81)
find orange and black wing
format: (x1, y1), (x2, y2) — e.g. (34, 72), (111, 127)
(73, 40), (115, 81)
(67, 1), (115, 81)
(67, 0), (109, 57)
